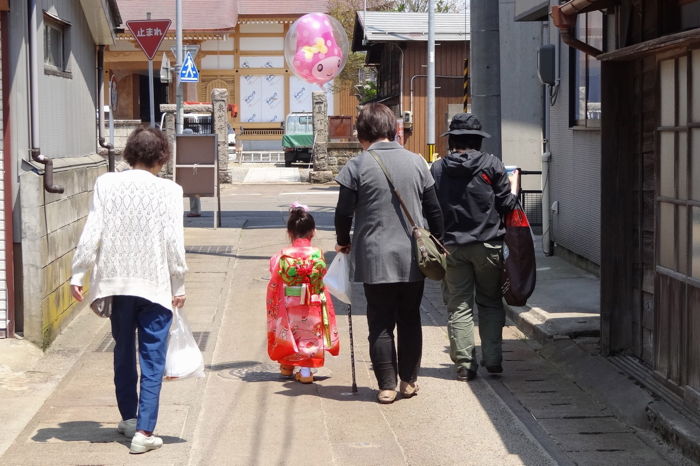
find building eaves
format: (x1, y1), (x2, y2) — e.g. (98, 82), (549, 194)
(115, 0), (237, 31)
(352, 11), (470, 51)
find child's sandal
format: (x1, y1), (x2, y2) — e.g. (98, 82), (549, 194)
(280, 364), (294, 377)
(294, 372), (313, 384)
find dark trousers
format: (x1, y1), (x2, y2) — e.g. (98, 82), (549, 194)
(110, 296), (172, 433)
(363, 281), (425, 390)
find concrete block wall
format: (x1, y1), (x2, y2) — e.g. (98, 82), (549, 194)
(20, 156), (106, 348)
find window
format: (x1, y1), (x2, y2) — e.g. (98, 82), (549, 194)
(657, 51), (700, 281)
(44, 12), (70, 75)
(570, 11), (603, 127)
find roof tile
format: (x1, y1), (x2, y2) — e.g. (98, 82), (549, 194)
(237, 0), (329, 16)
(116, 0), (238, 31)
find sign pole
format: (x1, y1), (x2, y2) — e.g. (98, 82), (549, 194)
(146, 12), (155, 127)
(176, 0), (183, 135)
(126, 16), (169, 127)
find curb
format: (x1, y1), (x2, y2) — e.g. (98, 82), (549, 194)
(505, 301), (600, 345)
(506, 302), (700, 464)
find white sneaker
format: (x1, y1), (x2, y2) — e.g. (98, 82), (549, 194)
(129, 432), (163, 454)
(117, 418), (136, 438)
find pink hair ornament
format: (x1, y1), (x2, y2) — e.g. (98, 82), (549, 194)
(290, 201), (310, 213)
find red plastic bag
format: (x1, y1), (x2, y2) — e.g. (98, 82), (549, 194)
(502, 207), (536, 306)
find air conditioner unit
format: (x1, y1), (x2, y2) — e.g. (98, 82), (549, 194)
(403, 110), (413, 128)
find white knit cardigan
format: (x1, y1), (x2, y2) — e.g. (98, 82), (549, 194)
(71, 170), (187, 311)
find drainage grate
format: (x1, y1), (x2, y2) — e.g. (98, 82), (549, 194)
(96, 331), (211, 353)
(185, 245), (234, 257)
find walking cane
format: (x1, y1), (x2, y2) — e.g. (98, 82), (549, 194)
(347, 303), (358, 393)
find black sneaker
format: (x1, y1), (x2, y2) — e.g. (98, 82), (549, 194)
(456, 366), (477, 381)
(485, 365), (503, 374)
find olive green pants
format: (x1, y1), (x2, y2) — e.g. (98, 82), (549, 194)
(442, 241), (505, 371)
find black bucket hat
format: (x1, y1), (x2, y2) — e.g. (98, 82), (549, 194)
(441, 113), (491, 138)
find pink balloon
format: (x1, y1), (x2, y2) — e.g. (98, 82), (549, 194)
(288, 13), (346, 86)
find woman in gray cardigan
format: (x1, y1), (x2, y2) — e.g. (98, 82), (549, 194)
(334, 103), (443, 404)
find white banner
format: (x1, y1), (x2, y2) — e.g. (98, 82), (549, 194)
(261, 75), (284, 123)
(240, 75), (262, 123)
(240, 74), (284, 123)
(289, 76), (335, 115)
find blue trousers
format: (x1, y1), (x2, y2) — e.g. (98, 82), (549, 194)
(110, 296), (172, 433)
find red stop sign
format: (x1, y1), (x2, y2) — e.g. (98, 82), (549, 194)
(126, 19), (172, 60)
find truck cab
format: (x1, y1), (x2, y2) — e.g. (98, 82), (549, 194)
(282, 112), (313, 167)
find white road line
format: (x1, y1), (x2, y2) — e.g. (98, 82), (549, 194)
(279, 192), (338, 195)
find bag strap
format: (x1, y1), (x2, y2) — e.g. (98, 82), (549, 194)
(368, 150), (417, 228)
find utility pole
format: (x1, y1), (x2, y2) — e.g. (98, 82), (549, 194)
(470, 0), (501, 156)
(427, 0), (436, 161)
(176, 0), (183, 134)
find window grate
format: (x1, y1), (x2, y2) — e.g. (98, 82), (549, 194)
(185, 245), (234, 256)
(95, 331), (210, 352)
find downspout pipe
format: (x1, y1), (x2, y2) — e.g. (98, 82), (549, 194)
(551, 2), (603, 57)
(28, 0), (63, 193)
(97, 46), (115, 172)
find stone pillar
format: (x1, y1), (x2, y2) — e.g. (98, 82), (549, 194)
(211, 88), (231, 183)
(310, 91), (333, 183)
(163, 111), (176, 177)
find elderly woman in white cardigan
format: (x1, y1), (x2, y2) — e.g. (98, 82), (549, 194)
(71, 127), (187, 454)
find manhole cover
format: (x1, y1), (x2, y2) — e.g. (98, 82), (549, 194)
(218, 362), (332, 381)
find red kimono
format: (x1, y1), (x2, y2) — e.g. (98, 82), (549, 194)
(266, 238), (340, 367)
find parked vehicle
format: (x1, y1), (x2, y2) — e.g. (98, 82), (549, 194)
(282, 112), (313, 167)
(227, 124), (236, 146)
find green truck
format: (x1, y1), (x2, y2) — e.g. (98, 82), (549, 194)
(282, 112), (313, 167)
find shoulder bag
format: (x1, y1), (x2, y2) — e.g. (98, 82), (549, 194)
(369, 150), (447, 280)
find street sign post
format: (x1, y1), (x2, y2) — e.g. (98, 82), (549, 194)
(126, 17), (171, 127)
(180, 51), (199, 83)
(160, 53), (171, 84)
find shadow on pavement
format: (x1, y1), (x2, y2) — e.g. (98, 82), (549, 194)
(30, 421), (185, 446)
(274, 383), (378, 403)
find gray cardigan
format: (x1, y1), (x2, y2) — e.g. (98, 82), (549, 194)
(335, 141), (434, 284)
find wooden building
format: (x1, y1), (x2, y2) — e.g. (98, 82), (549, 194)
(352, 11), (470, 159)
(549, 0), (700, 417)
(107, 0), (354, 150)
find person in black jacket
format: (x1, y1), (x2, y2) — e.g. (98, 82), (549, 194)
(430, 113), (518, 382)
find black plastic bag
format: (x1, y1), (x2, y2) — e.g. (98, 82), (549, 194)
(501, 207), (536, 306)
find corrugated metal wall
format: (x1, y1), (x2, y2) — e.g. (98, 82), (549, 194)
(402, 41), (467, 158)
(548, 29), (601, 266)
(39, 0), (98, 158)
(333, 80), (359, 126)
(0, 17), (6, 338)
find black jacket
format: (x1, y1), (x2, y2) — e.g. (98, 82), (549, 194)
(430, 149), (518, 246)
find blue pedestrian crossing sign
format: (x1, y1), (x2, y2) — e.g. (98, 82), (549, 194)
(180, 51), (199, 82)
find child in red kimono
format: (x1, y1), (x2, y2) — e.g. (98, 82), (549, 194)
(266, 202), (340, 383)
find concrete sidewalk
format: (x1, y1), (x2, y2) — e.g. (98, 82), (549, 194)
(505, 243), (600, 343)
(504, 243), (700, 464)
(0, 185), (694, 465)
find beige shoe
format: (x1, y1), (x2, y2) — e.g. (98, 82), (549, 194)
(377, 389), (397, 404)
(399, 381), (419, 398)
(294, 372), (314, 384)
(280, 364), (294, 377)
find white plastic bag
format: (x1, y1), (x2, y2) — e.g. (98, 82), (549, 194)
(164, 307), (205, 380)
(324, 252), (352, 304)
